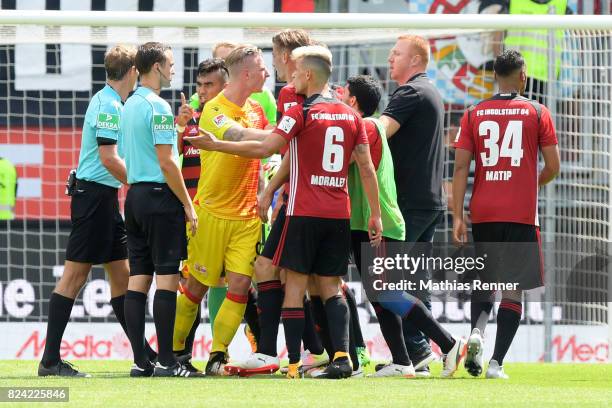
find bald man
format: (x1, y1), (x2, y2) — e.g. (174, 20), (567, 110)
(379, 34), (446, 377)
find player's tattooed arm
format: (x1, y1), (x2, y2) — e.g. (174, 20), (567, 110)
(222, 125), (245, 141)
(355, 143), (369, 154)
(186, 129), (285, 158)
(223, 125), (272, 142)
(349, 143), (369, 163)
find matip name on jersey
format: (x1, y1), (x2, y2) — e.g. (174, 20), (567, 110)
(485, 170), (513, 181)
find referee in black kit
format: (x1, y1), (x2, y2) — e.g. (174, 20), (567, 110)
(120, 42), (200, 378)
(38, 45), (156, 377)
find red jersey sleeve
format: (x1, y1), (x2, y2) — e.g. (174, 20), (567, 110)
(273, 104), (304, 143)
(276, 89), (284, 124)
(276, 87), (288, 115)
(453, 109), (475, 152)
(364, 119), (383, 170)
(276, 86), (300, 122)
(538, 105), (558, 147)
(355, 115), (369, 146)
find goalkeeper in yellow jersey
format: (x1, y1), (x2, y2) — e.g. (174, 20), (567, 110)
(173, 45), (270, 375)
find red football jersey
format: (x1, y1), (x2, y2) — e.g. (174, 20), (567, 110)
(454, 94), (558, 226)
(277, 84), (304, 118)
(364, 118), (382, 170)
(178, 110), (202, 200)
(277, 83), (305, 198)
(277, 84), (305, 156)
(274, 95), (369, 219)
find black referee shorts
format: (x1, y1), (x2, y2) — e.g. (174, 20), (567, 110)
(261, 203), (287, 260)
(472, 222), (543, 291)
(124, 183), (187, 276)
(273, 215), (350, 277)
(65, 179), (127, 264)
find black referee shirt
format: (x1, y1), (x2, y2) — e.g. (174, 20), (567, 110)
(382, 72), (445, 210)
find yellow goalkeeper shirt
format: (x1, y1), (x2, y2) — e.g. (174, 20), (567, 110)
(195, 91), (266, 220)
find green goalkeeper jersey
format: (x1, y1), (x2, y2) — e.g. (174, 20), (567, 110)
(348, 117), (405, 241)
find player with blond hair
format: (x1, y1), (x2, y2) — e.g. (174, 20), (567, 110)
(186, 45), (382, 379)
(172, 45), (270, 376)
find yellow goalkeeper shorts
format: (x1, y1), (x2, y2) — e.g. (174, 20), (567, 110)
(185, 208), (260, 287)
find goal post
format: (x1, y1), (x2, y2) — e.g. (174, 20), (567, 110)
(1, 10), (612, 29)
(0, 10), (610, 363)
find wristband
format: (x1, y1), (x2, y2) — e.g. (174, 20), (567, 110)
(176, 124), (186, 133)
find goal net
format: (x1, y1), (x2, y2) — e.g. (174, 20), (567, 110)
(0, 10), (609, 363)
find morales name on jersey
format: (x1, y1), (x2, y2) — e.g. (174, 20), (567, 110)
(310, 175), (346, 187)
(274, 94), (368, 220)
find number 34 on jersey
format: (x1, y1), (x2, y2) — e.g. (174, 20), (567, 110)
(455, 119), (524, 182)
(480, 119), (523, 181)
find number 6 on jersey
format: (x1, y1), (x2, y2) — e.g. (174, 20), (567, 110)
(322, 126), (344, 172)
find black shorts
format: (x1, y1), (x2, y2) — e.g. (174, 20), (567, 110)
(471, 222), (543, 291)
(273, 216), (350, 277)
(124, 183), (187, 276)
(65, 179), (127, 264)
(261, 203), (287, 260)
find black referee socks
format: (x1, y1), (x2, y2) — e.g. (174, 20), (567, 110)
(110, 295), (157, 362)
(41, 292), (75, 367)
(124, 290), (148, 367)
(153, 289), (178, 367)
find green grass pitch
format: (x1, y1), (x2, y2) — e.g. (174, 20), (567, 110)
(1, 361), (611, 407)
